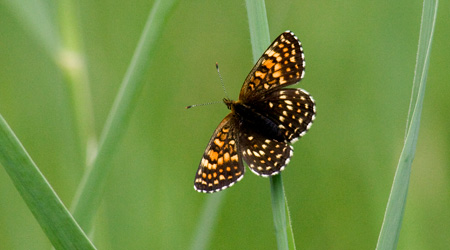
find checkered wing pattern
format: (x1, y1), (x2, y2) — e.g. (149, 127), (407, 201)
(240, 131), (293, 177)
(239, 31), (305, 102)
(194, 114), (245, 193)
(252, 88), (315, 142)
(238, 88), (315, 176)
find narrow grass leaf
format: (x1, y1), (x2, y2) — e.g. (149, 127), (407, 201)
(285, 193), (297, 250)
(5, 0), (97, 167)
(3, 0), (61, 57)
(56, 0), (98, 167)
(190, 192), (226, 250)
(246, 1), (296, 249)
(0, 115), (96, 250)
(70, 0), (179, 233)
(245, 0), (271, 62)
(270, 175), (290, 250)
(376, 0), (438, 249)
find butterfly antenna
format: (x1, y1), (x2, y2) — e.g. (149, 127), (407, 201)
(216, 62), (229, 99)
(186, 63), (228, 109)
(186, 101), (221, 109)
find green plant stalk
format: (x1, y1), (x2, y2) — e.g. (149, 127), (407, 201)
(246, 0), (296, 249)
(70, 0), (179, 233)
(376, 0), (438, 249)
(5, 0), (97, 167)
(0, 115), (96, 250)
(404, 0), (438, 140)
(3, 0), (61, 57)
(245, 0), (270, 63)
(57, 0), (97, 167)
(269, 175), (289, 250)
(285, 197), (296, 250)
(190, 192), (226, 250)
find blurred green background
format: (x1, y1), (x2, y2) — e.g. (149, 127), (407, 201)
(1, 0), (449, 249)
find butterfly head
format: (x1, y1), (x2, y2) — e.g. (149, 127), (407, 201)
(223, 98), (235, 111)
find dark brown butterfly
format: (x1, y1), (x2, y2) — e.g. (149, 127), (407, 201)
(194, 31), (315, 193)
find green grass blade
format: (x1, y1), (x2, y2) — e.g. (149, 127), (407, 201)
(3, 0), (61, 57)
(0, 115), (96, 250)
(190, 192), (226, 250)
(245, 0), (270, 62)
(70, 0), (179, 233)
(56, 0), (97, 167)
(376, 0), (438, 249)
(5, 0), (97, 166)
(246, 1), (296, 249)
(285, 197), (296, 250)
(403, 2), (438, 140)
(270, 175), (290, 250)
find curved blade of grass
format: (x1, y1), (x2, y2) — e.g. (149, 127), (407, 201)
(376, 0), (438, 249)
(403, 1), (438, 140)
(56, 0), (98, 167)
(245, 0), (270, 63)
(246, 1), (296, 249)
(270, 175), (296, 250)
(5, 0), (97, 168)
(70, 0), (179, 233)
(0, 114), (96, 250)
(189, 192), (226, 250)
(3, 0), (61, 57)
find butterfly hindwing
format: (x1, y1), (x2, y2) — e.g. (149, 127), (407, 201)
(252, 88), (316, 143)
(239, 128), (293, 176)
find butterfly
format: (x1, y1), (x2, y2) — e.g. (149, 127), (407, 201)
(194, 31), (315, 193)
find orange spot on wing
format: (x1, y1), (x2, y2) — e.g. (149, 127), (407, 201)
(263, 59), (276, 69)
(214, 138), (224, 147)
(272, 71), (281, 78)
(254, 71), (267, 79)
(224, 152), (230, 162)
(209, 150), (218, 161)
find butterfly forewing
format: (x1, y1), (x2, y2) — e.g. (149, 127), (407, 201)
(194, 114), (245, 193)
(239, 31), (305, 102)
